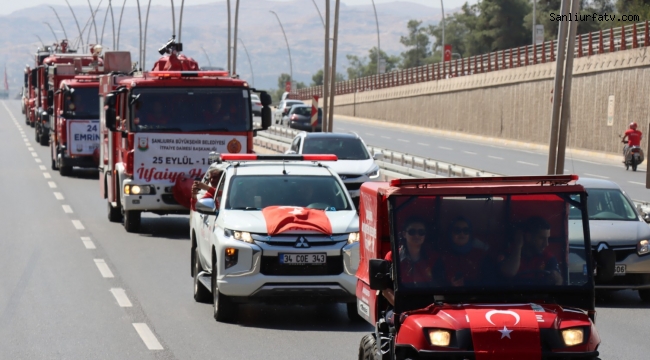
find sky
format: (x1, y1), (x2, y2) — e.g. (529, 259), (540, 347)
(0, 0), (476, 16)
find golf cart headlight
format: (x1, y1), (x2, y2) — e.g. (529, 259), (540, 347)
(366, 165), (380, 179)
(428, 329), (451, 347)
(561, 328), (584, 346)
(638, 240), (650, 255)
(347, 232), (359, 244)
(225, 229), (253, 243)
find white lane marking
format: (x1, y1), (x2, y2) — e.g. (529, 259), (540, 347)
(35, 158), (42, 163)
(48, 181), (57, 188)
(28, 147), (34, 151)
(62, 205), (73, 213)
(72, 220), (85, 230)
(31, 152), (38, 157)
(380, 136), (391, 139)
(464, 151), (477, 155)
(43, 172), (52, 179)
(417, 142), (429, 146)
(365, 132), (375, 136)
(39, 165), (46, 170)
(584, 173), (610, 179)
(517, 161), (539, 166)
(397, 139), (409, 143)
(110, 288), (133, 307)
(629, 181), (645, 186)
(576, 159), (603, 165)
(438, 146), (452, 150)
(133, 323), (164, 350)
(94, 259), (114, 278)
(488, 155), (504, 160)
(81, 237), (96, 249)
(53, 192), (64, 200)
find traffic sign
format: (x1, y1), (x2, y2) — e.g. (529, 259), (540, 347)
(311, 95), (319, 127)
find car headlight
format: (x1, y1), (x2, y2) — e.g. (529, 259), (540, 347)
(124, 184), (153, 195)
(347, 232), (359, 244)
(365, 165), (380, 179)
(428, 329), (451, 347)
(561, 328), (584, 346)
(638, 240), (649, 256)
(224, 229), (253, 243)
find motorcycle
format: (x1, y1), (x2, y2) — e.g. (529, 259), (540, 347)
(622, 139), (645, 171)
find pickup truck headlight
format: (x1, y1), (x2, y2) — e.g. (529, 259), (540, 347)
(561, 328), (584, 346)
(365, 165), (380, 179)
(347, 232), (359, 244)
(428, 329), (451, 347)
(638, 240), (649, 256)
(224, 229), (253, 243)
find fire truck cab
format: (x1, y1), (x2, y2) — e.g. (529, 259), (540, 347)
(100, 38), (272, 233)
(356, 176), (602, 360)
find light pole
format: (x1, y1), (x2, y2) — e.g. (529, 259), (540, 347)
(532, 0), (536, 46)
(48, 6), (69, 42)
(44, 22), (59, 44)
(311, 0), (325, 28)
(200, 46), (212, 67)
(65, 0), (84, 49)
(239, 38), (255, 86)
(233, 0), (240, 75)
(270, 10), (293, 89)
(440, 0), (445, 54)
(370, 0), (381, 75)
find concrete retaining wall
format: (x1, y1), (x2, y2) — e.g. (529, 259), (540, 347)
(328, 48), (650, 155)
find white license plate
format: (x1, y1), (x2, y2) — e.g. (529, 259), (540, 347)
(614, 264), (626, 276)
(279, 253), (326, 265)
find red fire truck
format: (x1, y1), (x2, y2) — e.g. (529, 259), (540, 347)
(356, 176), (603, 360)
(30, 40), (100, 146)
(100, 38), (272, 233)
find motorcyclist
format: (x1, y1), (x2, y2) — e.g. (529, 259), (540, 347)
(622, 122), (643, 161)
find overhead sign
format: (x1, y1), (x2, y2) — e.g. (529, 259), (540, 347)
(535, 24), (545, 45)
(607, 95), (615, 126)
(443, 44), (452, 62)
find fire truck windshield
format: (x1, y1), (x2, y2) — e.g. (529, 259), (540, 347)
(64, 87), (99, 119)
(129, 88), (251, 132)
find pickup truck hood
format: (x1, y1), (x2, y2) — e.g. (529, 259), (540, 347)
(588, 219), (650, 246)
(321, 158), (375, 176)
(220, 209), (359, 234)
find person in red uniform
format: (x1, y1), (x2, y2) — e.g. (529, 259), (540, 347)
(436, 217), (491, 287)
(500, 216), (562, 285)
(622, 122), (643, 160)
(382, 216), (438, 306)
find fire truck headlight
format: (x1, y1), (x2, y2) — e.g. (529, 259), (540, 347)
(428, 329), (451, 347)
(124, 185), (153, 195)
(561, 328), (584, 346)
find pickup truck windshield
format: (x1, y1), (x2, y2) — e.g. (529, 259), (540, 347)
(226, 175), (351, 211)
(64, 87), (99, 119)
(130, 87), (251, 132)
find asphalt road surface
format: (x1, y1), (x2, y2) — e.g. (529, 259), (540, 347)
(2, 100), (649, 359)
(332, 118), (650, 203)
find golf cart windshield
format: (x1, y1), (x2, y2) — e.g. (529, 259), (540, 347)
(390, 193), (591, 294)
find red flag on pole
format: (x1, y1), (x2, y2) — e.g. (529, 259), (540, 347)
(443, 45), (452, 62)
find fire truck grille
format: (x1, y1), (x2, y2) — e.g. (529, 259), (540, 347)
(161, 194), (179, 205)
(260, 256), (343, 276)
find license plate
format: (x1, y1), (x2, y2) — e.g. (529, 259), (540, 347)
(279, 253), (326, 265)
(614, 264), (626, 276)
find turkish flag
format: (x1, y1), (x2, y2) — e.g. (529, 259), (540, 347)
(443, 44), (452, 62)
(262, 206), (332, 236)
(465, 305), (542, 360)
(173, 176), (195, 210)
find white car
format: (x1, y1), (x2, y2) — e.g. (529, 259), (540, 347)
(250, 94), (262, 116)
(274, 99), (304, 124)
(190, 154), (360, 323)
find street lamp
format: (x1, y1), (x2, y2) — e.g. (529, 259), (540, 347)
(200, 46), (212, 67)
(239, 38), (255, 87)
(440, 0), (445, 54)
(269, 10), (293, 89)
(43, 22), (59, 44)
(370, 0), (381, 75)
(311, 0), (325, 28)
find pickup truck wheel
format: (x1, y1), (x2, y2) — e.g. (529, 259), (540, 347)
(359, 334), (379, 360)
(123, 210), (141, 233)
(347, 302), (363, 322)
(107, 201), (122, 222)
(193, 247), (211, 303)
(212, 256), (237, 323)
(638, 289), (650, 302)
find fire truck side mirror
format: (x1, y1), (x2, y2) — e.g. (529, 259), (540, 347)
(259, 92), (272, 107)
(369, 259), (392, 291)
(261, 107), (272, 130)
(104, 93), (117, 131)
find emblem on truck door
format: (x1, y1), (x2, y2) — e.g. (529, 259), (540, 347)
(295, 236), (310, 248)
(227, 138), (242, 153)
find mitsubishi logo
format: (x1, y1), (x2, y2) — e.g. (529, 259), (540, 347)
(597, 243), (609, 252)
(340, 175), (347, 180)
(295, 236), (310, 248)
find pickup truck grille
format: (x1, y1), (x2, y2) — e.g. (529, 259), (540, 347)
(260, 256), (343, 276)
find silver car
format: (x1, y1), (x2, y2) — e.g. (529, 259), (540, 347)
(250, 94), (262, 116)
(576, 178), (650, 301)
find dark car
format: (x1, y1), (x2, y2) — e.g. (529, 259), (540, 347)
(285, 105), (322, 132)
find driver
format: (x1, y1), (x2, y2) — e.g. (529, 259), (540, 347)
(435, 217), (490, 287)
(499, 216), (563, 285)
(139, 100), (171, 126)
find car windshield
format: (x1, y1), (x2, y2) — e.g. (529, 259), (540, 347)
(286, 101), (303, 108)
(130, 87), (251, 132)
(302, 137), (370, 160)
(226, 175), (351, 211)
(63, 87), (99, 119)
(390, 193), (590, 293)
(291, 106), (311, 116)
(568, 189), (637, 221)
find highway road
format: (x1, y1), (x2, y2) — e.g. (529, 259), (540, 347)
(332, 118), (650, 203)
(2, 99), (650, 359)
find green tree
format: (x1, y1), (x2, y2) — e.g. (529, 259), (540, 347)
(465, 0), (531, 54)
(272, 73), (305, 103)
(345, 47), (400, 79)
(400, 20), (432, 68)
(615, 0), (650, 23)
(429, 3), (478, 59)
(310, 69), (346, 86)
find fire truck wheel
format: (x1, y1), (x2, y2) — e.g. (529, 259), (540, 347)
(358, 334), (379, 360)
(123, 210), (141, 233)
(347, 302), (363, 322)
(59, 165), (72, 177)
(193, 247), (211, 303)
(107, 201), (122, 222)
(51, 157), (58, 171)
(212, 254), (237, 323)
(39, 132), (48, 146)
